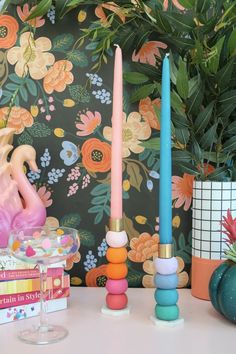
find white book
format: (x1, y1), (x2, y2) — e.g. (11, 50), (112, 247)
(0, 297), (68, 324)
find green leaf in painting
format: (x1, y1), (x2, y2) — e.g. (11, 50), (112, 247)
(78, 229), (95, 247)
(19, 86), (28, 102)
(26, 78), (37, 96)
(67, 50), (88, 67)
(131, 84), (156, 103)
(26, 0), (52, 21)
(123, 72), (149, 85)
(126, 162), (143, 192)
(27, 122), (51, 138)
(207, 36), (225, 74)
(53, 33), (74, 52)
(91, 183), (109, 196)
(126, 270), (143, 287)
(140, 137), (160, 151)
(60, 213), (81, 228)
(69, 85), (90, 103)
(175, 127), (190, 145)
(17, 131), (33, 146)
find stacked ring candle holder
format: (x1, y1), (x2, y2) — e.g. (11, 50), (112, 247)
(101, 218), (130, 316)
(151, 244), (184, 327)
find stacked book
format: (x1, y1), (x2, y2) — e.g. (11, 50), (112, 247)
(0, 255), (69, 324)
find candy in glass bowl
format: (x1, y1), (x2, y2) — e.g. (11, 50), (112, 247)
(9, 226), (79, 345)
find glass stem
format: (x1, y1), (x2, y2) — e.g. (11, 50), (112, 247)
(39, 264), (48, 329)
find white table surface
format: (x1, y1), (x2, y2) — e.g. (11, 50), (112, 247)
(1, 287), (235, 354)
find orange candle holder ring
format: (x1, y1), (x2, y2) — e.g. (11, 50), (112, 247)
(101, 218), (130, 316)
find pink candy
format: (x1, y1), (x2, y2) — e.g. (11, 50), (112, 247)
(25, 246), (36, 257)
(42, 238), (52, 250)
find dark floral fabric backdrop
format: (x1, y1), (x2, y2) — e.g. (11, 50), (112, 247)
(0, 3), (192, 288)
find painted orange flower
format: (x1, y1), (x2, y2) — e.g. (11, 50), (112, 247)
(32, 185), (53, 208)
(128, 233), (159, 262)
(142, 256), (189, 288)
(0, 106), (33, 134)
(139, 97), (161, 130)
(43, 60), (74, 94)
(0, 15), (19, 49)
(7, 32), (55, 80)
(65, 251), (81, 271)
(132, 41), (167, 66)
(17, 4), (45, 28)
(163, 0), (185, 11)
(81, 138), (111, 173)
(95, 2), (126, 24)
(85, 264), (108, 287)
(76, 111), (101, 137)
(172, 173), (195, 211)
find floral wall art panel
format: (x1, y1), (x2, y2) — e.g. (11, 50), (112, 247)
(0, 4), (192, 288)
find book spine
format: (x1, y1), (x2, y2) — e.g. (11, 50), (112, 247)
(0, 255), (65, 271)
(0, 267), (64, 281)
(0, 297), (68, 324)
(0, 287), (70, 309)
(0, 273), (70, 295)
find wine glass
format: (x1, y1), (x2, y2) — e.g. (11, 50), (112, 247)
(8, 226), (79, 345)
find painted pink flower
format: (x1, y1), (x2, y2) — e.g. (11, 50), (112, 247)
(132, 41), (167, 66)
(163, 0), (185, 11)
(17, 4), (45, 28)
(221, 209), (236, 245)
(76, 111), (101, 136)
(32, 185), (53, 207)
(172, 173), (195, 211)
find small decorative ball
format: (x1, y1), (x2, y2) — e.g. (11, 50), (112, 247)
(106, 247), (128, 263)
(107, 263), (128, 280)
(106, 279), (128, 294)
(154, 257), (178, 275)
(106, 231), (128, 248)
(106, 293), (128, 310)
(154, 289), (179, 306)
(155, 273), (178, 289)
(155, 304), (179, 321)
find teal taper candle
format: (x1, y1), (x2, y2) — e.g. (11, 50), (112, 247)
(159, 54), (172, 244)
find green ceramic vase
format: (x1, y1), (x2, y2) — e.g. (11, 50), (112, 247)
(209, 260), (236, 324)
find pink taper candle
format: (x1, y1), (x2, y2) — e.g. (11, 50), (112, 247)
(110, 44), (123, 219)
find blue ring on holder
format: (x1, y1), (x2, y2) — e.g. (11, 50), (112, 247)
(154, 273), (178, 289)
(154, 288), (178, 306)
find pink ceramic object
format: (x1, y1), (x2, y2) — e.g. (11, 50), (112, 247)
(0, 128), (46, 248)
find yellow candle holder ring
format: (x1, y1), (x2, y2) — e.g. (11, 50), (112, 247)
(101, 217), (130, 316)
(158, 244), (174, 259)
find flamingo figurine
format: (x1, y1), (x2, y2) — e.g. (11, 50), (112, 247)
(0, 128), (46, 249)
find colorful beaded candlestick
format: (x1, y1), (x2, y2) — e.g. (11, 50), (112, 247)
(151, 245), (184, 326)
(101, 218), (130, 316)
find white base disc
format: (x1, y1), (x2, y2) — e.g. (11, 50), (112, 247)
(101, 305), (131, 317)
(150, 315), (184, 327)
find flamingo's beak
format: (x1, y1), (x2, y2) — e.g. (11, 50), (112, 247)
(28, 160), (39, 172)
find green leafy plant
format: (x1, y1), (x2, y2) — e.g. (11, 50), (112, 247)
(3, 0), (236, 180)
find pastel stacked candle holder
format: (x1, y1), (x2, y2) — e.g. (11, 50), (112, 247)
(101, 218), (129, 315)
(151, 244), (184, 327)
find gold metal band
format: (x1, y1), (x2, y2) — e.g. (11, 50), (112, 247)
(158, 244), (174, 259)
(109, 218), (124, 232)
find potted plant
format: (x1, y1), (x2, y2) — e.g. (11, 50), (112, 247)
(3, 0), (236, 297)
(209, 209), (236, 323)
